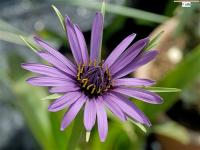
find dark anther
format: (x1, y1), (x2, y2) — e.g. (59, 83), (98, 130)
(77, 61), (112, 98)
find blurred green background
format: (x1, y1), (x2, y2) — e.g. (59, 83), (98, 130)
(0, 0), (200, 150)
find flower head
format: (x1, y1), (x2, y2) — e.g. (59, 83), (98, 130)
(22, 11), (163, 142)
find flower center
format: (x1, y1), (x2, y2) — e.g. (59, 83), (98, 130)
(77, 61), (112, 98)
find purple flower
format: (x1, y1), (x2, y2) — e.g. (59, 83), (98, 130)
(22, 12), (163, 142)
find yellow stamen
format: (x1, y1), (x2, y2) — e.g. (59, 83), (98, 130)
(77, 74), (81, 80)
(105, 65), (111, 80)
(107, 85), (111, 89)
(87, 84), (94, 90)
(97, 88), (101, 94)
(104, 88), (108, 92)
(80, 65), (84, 73)
(77, 64), (82, 80)
(108, 73), (111, 81)
(105, 65), (109, 74)
(93, 60), (97, 66)
(82, 78), (88, 87)
(91, 85), (96, 94)
(89, 60), (92, 66)
(78, 64), (81, 72)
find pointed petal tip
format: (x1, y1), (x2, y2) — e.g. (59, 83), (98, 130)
(65, 15), (73, 28)
(21, 63), (27, 69)
(21, 63), (26, 66)
(60, 127), (65, 131)
(48, 105), (56, 112)
(147, 121), (152, 127)
(142, 117), (151, 127)
(65, 15), (72, 24)
(96, 11), (103, 15)
(130, 33), (137, 38)
(100, 136), (106, 142)
(60, 120), (66, 131)
(150, 49), (159, 54)
(33, 36), (42, 44)
(26, 78), (32, 83)
(86, 131), (91, 142)
(157, 97), (164, 104)
(151, 93), (163, 104)
(143, 37), (150, 44)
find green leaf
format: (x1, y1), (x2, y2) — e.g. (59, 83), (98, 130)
(101, 0), (106, 15)
(13, 78), (57, 150)
(128, 119), (147, 133)
(142, 44), (200, 120)
(145, 31), (164, 50)
(0, 30), (25, 45)
(52, 5), (66, 31)
(19, 35), (39, 52)
(144, 87), (181, 93)
(68, 0), (169, 23)
(41, 94), (62, 100)
(154, 121), (190, 144)
(0, 19), (23, 33)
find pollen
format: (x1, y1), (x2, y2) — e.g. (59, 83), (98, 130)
(77, 60), (112, 98)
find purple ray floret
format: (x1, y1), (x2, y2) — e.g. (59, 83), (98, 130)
(21, 11), (163, 142)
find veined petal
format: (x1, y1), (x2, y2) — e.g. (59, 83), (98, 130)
(113, 78), (155, 87)
(37, 51), (76, 77)
(109, 92), (151, 126)
(61, 94), (86, 130)
(110, 38), (149, 75)
(90, 12), (104, 62)
(103, 33), (136, 68)
(74, 24), (89, 64)
(95, 98), (108, 142)
(49, 85), (79, 93)
(102, 95), (126, 121)
(113, 87), (163, 104)
(114, 50), (158, 79)
(21, 63), (68, 79)
(27, 76), (73, 86)
(34, 37), (76, 73)
(48, 91), (82, 112)
(84, 98), (96, 131)
(65, 16), (83, 64)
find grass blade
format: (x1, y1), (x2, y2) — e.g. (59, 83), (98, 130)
(52, 5), (66, 31)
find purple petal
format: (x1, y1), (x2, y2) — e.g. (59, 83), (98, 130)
(108, 92), (151, 126)
(90, 12), (104, 62)
(21, 63), (68, 79)
(114, 50), (158, 79)
(103, 33), (136, 68)
(84, 99), (96, 131)
(48, 91), (82, 112)
(37, 51), (75, 77)
(65, 16), (83, 64)
(110, 38), (149, 75)
(49, 85), (79, 93)
(95, 98), (108, 142)
(61, 94), (86, 130)
(27, 76), (73, 86)
(102, 95), (126, 122)
(113, 87), (163, 104)
(34, 37), (76, 73)
(74, 24), (89, 64)
(113, 78), (155, 87)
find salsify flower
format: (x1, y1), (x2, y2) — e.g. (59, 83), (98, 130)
(22, 11), (163, 142)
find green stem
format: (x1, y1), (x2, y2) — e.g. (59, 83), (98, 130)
(67, 110), (84, 150)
